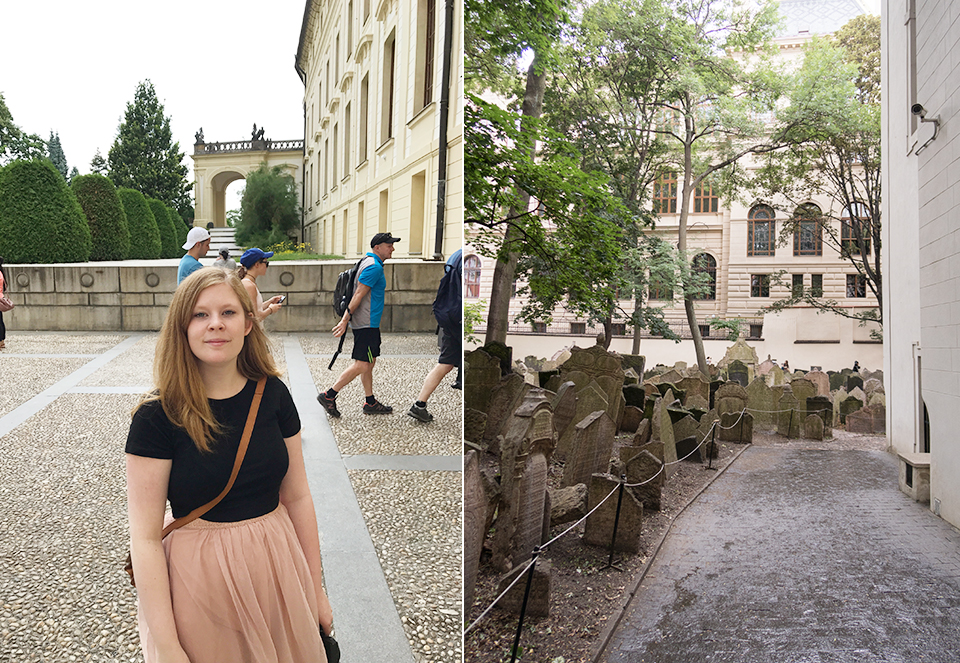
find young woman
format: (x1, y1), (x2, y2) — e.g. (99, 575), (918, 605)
(126, 267), (332, 662)
(0, 256), (7, 350)
(237, 248), (283, 321)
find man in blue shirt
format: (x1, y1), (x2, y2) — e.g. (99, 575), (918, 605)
(177, 227), (211, 285)
(317, 232), (400, 417)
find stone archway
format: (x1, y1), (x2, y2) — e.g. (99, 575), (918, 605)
(191, 134), (303, 228)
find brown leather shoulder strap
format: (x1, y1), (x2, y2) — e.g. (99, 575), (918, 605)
(161, 376), (267, 537)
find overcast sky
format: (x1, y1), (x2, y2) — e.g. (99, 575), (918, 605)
(1, 1), (308, 211)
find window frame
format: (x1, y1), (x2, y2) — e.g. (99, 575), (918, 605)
(793, 204), (823, 257)
(653, 172), (678, 214)
(691, 253), (717, 300)
(748, 205), (776, 257)
(464, 255), (481, 298)
(846, 273), (867, 298)
(751, 274), (770, 298)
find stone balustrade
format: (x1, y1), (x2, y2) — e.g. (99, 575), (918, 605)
(2, 260), (444, 333)
(194, 139), (304, 154)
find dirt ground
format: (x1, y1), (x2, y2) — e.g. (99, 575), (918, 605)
(464, 428), (888, 663)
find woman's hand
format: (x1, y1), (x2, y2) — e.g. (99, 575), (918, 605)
(317, 589), (334, 635)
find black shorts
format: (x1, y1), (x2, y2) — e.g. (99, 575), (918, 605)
(351, 327), (382, 362)
(438, 327), (461, 366)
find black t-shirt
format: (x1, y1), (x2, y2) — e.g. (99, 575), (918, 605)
(125, 377), (301, 522)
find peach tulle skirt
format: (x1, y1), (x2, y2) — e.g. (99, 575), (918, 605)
(138, 504), (326, 663)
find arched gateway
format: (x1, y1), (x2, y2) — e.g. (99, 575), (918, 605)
(191, 128), (303, 228)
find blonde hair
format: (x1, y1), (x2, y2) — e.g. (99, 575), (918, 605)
(137, 267), (280, 452)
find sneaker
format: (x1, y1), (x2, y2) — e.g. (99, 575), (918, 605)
(317, 392), (341, 418)
(407, 403), (434, 422)
(451, 380), (462, 390)
(363, 399), (393, 415)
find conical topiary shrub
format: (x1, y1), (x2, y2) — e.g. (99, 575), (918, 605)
(147, 197), (179, 258)
(71, 174), (130, 261)
(117, 188), (161, 259)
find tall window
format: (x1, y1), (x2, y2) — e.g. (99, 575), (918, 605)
(332, 123), (339, 186)
(465, 255), (481, 298)
(335, 34), (340, 82)
(344, 103), (351, 175)
(846, 274), (867, 298)
(693, 181), (718, 213)
(323, 138), (329, 194)
(347, 1), (354, 58)
(381, 31), (396, 143)
(841, 202), (871, 255)
(359, 74), (369, 164)
(811, 274), (823, 297)
(649, 271), (674, 300)
(415, 0), (436, 112)
(792, 274), (804, 298)
(751, 274), (770, 298)
(748, 204), (775, 256)
(692, 253), (717, 300)
(325, 60), (331, 105)
(793, 203), (822, 256)
(653, 172), (677, 214)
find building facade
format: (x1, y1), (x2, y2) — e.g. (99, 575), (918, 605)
(467, 0), (881, 373)
(882, 0), (960, 528)
(295, 0), (463, 261)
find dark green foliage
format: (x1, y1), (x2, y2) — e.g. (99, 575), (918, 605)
(0, 93), (45, 165)
(117, 188), (161, 259)
(47, 131), (68, 179)
(0, 159), (91, 263)
(236, 164), (300, 247)
(108, 80), (191, 217)
(148, 198), (179, 258)
(71, 174), (130, 261)
(166, 203), (188, 254)
(90, 149), (108, 175)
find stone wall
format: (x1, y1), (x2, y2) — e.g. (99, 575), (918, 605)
(2, 259), (444, 332)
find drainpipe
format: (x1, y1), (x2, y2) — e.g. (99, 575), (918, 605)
(295, 58), (308, 245)
(432, 0), (455, 260)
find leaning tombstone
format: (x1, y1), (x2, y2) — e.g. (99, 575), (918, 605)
(561, 411), (616, 488)
(496, 559), (553, 618)
(803, 414), (825, 440)
(465, 348), (503, 413)
(790, 378), (817, 417)
(727, 359), (750, 387)
(556, 383), (608, 461)
(846, 374), (864, 393)
(548, 483), (588, 527)
(840, 395), (864, 425)
(632, 418), (651, 447)
(584, 473), (643, 553)
(464, 451), (488, 612)
(746, 378), (776, 431)
(719, 410), (753, 443)
(550, 381), (578, 442)
(622, 448), (663, 511)
(777, 389), (800, 438)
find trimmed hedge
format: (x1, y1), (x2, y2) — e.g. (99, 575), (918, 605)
(148, 198), (179, 258)
(0, 159), (91, 263)
(166, 203), (187, 255)
(71, 174), (130, 261)
(117, 188), (161, 259)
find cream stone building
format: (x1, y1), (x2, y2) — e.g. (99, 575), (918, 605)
(882, 0), (960, 528)
(295, 0), (462, 260)
(467, 0), (881, 373)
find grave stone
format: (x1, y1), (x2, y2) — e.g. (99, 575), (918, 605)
(464, 452), (487, 612)
(562, 411), (616, 488)
(863, 378), (884, 400)
(558, 345), (626, 426)
(847, 404), (885, 433)
(482, 373), (529, 449)
(673, 415), (700, 448)
(659, 369), (684, 386)
(512, 451), (549, 567)
(675, 436), (701, 462)
(757, 358), (776, 376)
(805, 370), (831, 397)
(623, 384), (647, 409)
(719, 337), (760, 369)
(839, 395), (864, 425)
(496, 559), (553, 618)
(803, 414), (824, 440)
(673, 361), (688, 372)
(464, 408), (488, 448)
(550, 381), (578, 442)
(778, 389), (801, 438)
(710, 380), (724, 409)
(806, 396), (833, 437)
(658, 396), (678, 476)
(727, 359), (750, 387)
(765, 364), (786, 387)
(594, 375), (628, 429)
(623, 367), (640, 385)
(829, 371), (848, 392)
(716, 382), (748, 419)
(621, 406), (643, 433)
(620, 353), (646, 379)
(677, 374), (711, 405)
(538, 370), (560, 388)
(832, 388), (848, 426)
(719, 410), (753, 443)
(483, 341), (513, 377)
(543, 374), (563, 392)
(632, 419), (652, 447)
(846, 374), (864, 393)
(584, 473), (643, 553)
(868, 392), (886, 408)
(790, 379), (817, 417)
(555, 383), (608, 460)
(848, 386), (867, 406)
(465, 348), (503, 413)
(698, 409), (720, 458)
(746, 378), (777, 430)
(547, 483), (588, 527)
(686, 393), (710, 414)
(622, 448), (663, 510)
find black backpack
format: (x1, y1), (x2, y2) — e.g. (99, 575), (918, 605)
(433, 252), (462, 334)
(332, 258), (365, 317)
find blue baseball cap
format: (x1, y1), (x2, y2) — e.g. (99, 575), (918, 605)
(240, 248), (274, 268)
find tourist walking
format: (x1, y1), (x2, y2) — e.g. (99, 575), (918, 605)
(408, 249), (462, 422)
(125, 267), (333, 662)
(317, 232), (400, 417)
(0, 256), (7, 350)
(213, 248), (237, 271)
(239, 248), (284, 321)
(178, 227), (212, 285)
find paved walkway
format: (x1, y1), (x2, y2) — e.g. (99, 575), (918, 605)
(600, 446), (960, 663)
(0, 331), (462, 663)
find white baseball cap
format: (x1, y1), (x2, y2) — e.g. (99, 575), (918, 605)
(182, 227), (211, 250)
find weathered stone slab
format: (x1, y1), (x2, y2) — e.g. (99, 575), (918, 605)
(465, 348), (502, 413)
(623, 384), (647, 409)
(698, 409), (720, 458)
(548, 483), (588, 527)
(778, 390), (801, 438)
(555, 384), (608, 461)
(676, 374), (710, 405)
(727, 359), (750, 387)
(622, 448), (663, 511)
(584, 474), (643, 553)
(464, 451), (487, 611)
(561, 411), (616, 488)
(833, 388), (848, 426)
(496, 559), (553, 617)
(719, 338), (760, 368)
(482, 373), (529, 450)
(765, 365), (786, 387)
(745, 378), (776, 430)
(621, 405), (643, 433)
(790, 379), (817, 416)
(632, 418), (651, 447)
(806, 396), (833, 437)
(805, 370), (831, 397)
(620, 353), (646, 378)
(840, 395), (864, 425)
(656, 397), (678, 476)
(846, 374), (864, 393)
(513, 452), (549, 566)
(676, 436), (702, 462)
(847, 404), (885, 433)
(719, 410), (753, 443)
(803, 414), (824, 440)
(550, 381), (578, 442)
(673, 415), (699, 447)
(464, 407), (487, 447)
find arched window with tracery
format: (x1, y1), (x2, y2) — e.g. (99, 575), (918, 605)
(692, 253), (717, 300)
(748, 204), (776, 256)
(793, 203), (823, 256)
(464, 255), (481, 298)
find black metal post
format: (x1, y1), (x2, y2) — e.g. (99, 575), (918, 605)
(602, 475), (626, 571)
(509, 547), (540, 663)
(709, 423), (717, 470)
(789, 409), (795, 439)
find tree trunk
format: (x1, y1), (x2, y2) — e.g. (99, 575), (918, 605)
(678, 118), (708, 376)
(631, 296), (642, 354)
(484, 58), (547, 346)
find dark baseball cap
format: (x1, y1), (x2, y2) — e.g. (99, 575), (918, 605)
(371, 232), (401, 248)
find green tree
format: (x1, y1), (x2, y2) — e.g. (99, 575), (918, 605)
(750, 15), (882, 335)
(71, 174), (130, 261)
(167, 202), (188, 250)
(117, 187), (161, 259)
(47, 131), (68, 179)
(0, 92), (45, 165)
(68, 166), (79, 183)
(108, 80), (191, 216)
(90, 149), (107, 175)
(147, 197), (180, 258)
(0, 159), (91, 263)
(236, 164), (300, 247)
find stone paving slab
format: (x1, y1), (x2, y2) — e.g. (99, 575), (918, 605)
(601, 446), (960, 662)
(0, 358), (90, 417)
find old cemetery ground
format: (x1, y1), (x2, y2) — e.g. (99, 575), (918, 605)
(463, 340), (885, 663)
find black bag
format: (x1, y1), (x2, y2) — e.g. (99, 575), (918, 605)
(432, 252), (462, 334)
(332, 258), (365, 317)
(321, 630), (341, 663)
